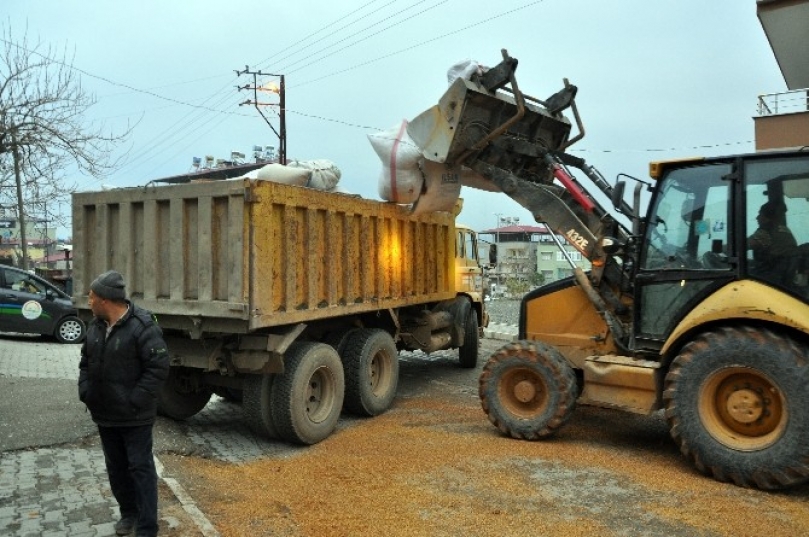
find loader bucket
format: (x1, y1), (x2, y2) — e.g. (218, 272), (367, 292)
(407, 75), (573, 168)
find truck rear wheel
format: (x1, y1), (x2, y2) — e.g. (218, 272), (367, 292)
(157, 367), (212, 420)
(479, 340), (577, 440)
(664, 326), (809, 490)
(342, 329), (399, 416)
(458, 309), (479, 369)
(272, 342), (345, 445)
(243, 374), (279, 439)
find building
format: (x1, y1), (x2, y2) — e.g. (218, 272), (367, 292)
(0, 216), (57, 267)
(754, 0), (809, 150)
(479, 223), (591, 297)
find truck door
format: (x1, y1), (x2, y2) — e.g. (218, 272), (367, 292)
(634, 162), (736, 349)
(455, 228), (484, 297)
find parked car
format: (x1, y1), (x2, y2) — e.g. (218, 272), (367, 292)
(0, 264), (85, 343)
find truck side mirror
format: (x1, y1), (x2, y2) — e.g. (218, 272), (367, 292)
(489, 244), (498, 265)
(611, 181), (626, 214)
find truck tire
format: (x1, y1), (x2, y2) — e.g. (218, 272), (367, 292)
(342, 328), (399, 416)
(157, 367), (213, 420)
(458, 309), (479, 369)
(479, 340), (577, 440)
(663, 326), (809, 490)
(243, 374), (278, 439)
(271, 342), (345, 445)
(324, 327), (361, 357)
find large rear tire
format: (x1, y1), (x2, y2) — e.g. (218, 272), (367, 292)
(458, 309), (479, 369)
(342, 329), (399, 416)
(243, 374), (279, 439)
(157, 367), (213, 420)
(479, 340), (577, 440)
(271, 342), (345, 445)
(664, 326), (809, 490)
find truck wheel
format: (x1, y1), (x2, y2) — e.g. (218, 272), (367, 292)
(479, 340), (577, 440)
(54, 316), (85, 344)
(271, 342), (345, 445)
(664, 326), (809, 490)
(324, 327), (360, 357)
(157, 367), (213, 420)
(458, 309), (479, 369)
(243, 374), (278, 439)
(342, 329), (399, 416)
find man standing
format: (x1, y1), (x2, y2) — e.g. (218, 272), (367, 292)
(78, 270), (169, 537)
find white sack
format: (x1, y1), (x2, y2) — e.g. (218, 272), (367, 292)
(287, 159), (341, 191)
(447, 59), (485, 85)
(255, 163), (311, 186)
(368, 120), (424, 204)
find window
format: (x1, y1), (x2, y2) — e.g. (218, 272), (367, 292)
(745, 157), (809, 290)
(556, 251), (581, 262)
(642, 163), (731, 271)
(463, 231), (477, 262)
(541, 251), (553, 261)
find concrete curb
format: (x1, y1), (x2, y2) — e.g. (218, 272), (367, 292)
(483, 323), (518, 341)
(154, 456), (221, 537)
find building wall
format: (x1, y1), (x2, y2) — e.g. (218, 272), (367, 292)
(535, 233), (591, 284)
(754, 111), (809, 150)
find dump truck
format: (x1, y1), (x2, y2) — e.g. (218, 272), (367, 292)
(407, 49), (809, 490)
(72, 177), (486, 445)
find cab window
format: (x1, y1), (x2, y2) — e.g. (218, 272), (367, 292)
(744, 157), (809, 292)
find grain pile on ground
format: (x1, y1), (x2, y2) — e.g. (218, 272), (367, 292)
(162, 346), (809, 537)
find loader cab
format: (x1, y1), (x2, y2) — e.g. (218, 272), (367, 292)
(634, 152), (809, 351)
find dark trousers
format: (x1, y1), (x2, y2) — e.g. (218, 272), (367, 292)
(98, 424), (159, 536)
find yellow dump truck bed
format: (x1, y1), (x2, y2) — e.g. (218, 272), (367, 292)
(72, 178), (457, 334)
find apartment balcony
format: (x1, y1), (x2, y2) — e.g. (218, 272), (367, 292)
(754, 89), (809, 151)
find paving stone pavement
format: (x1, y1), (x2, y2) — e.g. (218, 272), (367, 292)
(0, 335), (210, 537)
(0, 327), (518, 536)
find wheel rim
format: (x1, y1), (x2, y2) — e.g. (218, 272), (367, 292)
(307, 366), (337, 424)
(699, 366), (787, 451)
(497, 366), (550, 419)
(59, 320), (83, 342)
(368, 349), (393, 397)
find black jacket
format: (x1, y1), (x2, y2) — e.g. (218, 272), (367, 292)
(78, 302), (169, 427)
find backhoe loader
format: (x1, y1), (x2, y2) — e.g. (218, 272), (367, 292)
(408, 49), (809, 490)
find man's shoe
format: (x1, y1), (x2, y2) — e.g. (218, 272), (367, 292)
(114, 516), (137, 536)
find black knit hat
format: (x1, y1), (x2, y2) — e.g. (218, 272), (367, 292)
(90, 270), (126, 301)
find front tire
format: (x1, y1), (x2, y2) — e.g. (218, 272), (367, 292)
(54, 316), (85, 343)
(479, 340), (577, 440)
(342, 329), (399, 416)
(458, 308), (479, 369)
(271, 342), (345, 445)
(157, 367), (213, 420)
(664, 326), (809, 489)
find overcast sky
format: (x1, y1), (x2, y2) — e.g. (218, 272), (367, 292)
(4, 0), (787, 237)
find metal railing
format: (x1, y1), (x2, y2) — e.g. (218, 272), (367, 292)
(758, 89), (809, 116)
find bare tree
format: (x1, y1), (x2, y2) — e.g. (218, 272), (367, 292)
(0, 24), (130, 269)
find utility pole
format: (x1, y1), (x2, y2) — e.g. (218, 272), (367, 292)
(236, 66), (286, 165)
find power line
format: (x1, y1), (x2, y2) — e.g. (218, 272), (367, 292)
(255, 0), (396, 70)
(272, 0), (445, 75)
(291, 0), (545, 88)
